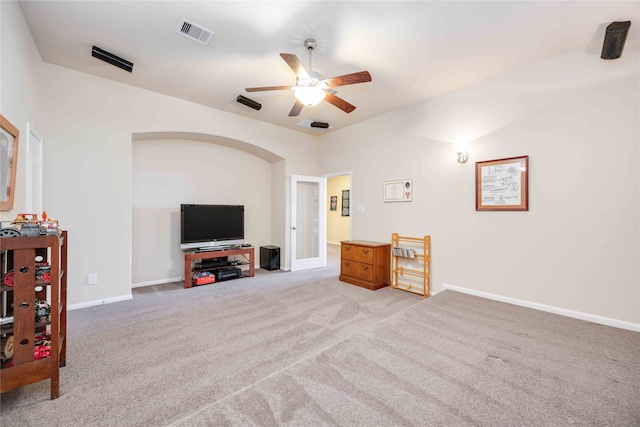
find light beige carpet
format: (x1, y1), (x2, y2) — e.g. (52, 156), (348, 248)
(1, 263), (639, 426)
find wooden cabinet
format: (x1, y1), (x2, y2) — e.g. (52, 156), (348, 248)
(391, 233), (430, 298)
(339, 241), (390, 290)
(183, 246), (254, 289)
(0, 232), (67, 399)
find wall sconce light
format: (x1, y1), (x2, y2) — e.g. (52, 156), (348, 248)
(457, 151), (469, 163)
(452, 142), (469, 164)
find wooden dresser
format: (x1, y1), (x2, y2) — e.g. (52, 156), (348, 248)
(339, 241), (391, 290)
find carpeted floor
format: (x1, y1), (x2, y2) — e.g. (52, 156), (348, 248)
(1, 251), (639, 426)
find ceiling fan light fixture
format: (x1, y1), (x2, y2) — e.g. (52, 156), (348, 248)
(294, 86), (326, 107)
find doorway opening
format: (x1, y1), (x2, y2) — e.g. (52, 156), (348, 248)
(326, 172), (351, 266)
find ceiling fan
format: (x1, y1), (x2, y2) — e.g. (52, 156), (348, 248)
(245, 38), (372, 117)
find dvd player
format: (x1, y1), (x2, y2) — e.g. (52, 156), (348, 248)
(214, 267), (241, 281)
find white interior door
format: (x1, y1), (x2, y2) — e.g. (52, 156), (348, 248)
(291, 175), (326, 271)
(26, 122), (44, 215)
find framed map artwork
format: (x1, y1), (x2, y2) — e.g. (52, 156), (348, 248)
(475, 156), (529, 211)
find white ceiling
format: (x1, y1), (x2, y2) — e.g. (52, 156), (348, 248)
(18, 1), (639, 135)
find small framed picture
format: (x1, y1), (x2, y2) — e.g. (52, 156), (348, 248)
(0, 115), (19, 211)
(384, 179), (412, 202)
(330, 196), (337, 211)
(341, 190), (350, 216)
(475, 156), (529, 211)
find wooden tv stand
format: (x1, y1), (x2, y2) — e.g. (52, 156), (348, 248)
(183, 246), (254, 289)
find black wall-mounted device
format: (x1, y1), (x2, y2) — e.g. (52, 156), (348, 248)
(91, 45), (133, 72)
(236, 95), (262, 111)
(601, 21), (631, 60)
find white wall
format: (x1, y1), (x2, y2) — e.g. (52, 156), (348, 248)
(319, 51), (640, 325)
(132, 138), (272, 285)
(0, 1), (43, 221)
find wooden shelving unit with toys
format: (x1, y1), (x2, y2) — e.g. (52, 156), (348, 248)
(0, 230), (67, 399)
(391, 233), (431, 298)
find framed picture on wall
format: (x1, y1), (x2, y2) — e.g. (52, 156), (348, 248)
(383, 179), (413, 202)
(0, 115), (19, 211)
(475, 155), (529, 211)
(330, 195), (337, 211)
(341, 190), (349, 216)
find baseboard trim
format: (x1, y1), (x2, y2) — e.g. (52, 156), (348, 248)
(68, 294), (132, 311)
(442, 283), (640, 332)
(132, 277), (183, 288)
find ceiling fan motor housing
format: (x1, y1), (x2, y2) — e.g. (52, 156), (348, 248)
(297, 71), (325, 87)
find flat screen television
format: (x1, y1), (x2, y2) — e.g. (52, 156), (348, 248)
(180, 204), (244, 248)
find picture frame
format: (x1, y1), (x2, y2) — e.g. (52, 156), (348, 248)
(0, 115), (19, 211)
(475, 155), (529, 211)
(384, 179), (413, 202)
(341, 190), (349, 217)
(330, 195), (337, 211)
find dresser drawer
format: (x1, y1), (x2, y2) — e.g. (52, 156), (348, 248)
(341, 243), (374, 264)
(341, 259), (374, 282)
(339, 241), (390, 291)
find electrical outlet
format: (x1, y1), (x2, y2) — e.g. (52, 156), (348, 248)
(87, 274), (98, 285)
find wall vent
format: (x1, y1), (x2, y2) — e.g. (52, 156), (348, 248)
(175, 18), (214, 45)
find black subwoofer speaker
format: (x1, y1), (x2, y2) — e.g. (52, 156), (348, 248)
(260, 246), (280, 271)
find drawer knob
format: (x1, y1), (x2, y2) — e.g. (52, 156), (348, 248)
(345, 246), (351, 251)
(19, 267), (29, 273)
(362, 266), (369, 270)
(362, 249), (370, 254)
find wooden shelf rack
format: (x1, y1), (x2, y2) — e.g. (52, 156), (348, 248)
(0, 231), (67, 399)
(391, 233), (430, 298)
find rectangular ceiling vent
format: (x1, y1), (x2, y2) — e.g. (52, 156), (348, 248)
(175, 18), (214, 45)
(297, 120), (331, 130)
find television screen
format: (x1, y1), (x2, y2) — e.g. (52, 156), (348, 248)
(180, 204), (244, 245)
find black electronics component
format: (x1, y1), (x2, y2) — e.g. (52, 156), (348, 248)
(214, 267), (241, 281)
(236, 95), (262, 111)
(91, 45), (133, 72)
(260, 246), (280, 271)
(197, 259), (226, 269)
(601, 21), (631, 60)
(310, 121), (329, 129)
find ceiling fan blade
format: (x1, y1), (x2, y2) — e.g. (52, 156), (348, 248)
(324, 92), (356, 113)
(280, 53), (309, 79)
(323, 71), (372, 88)
(245, 85), (292, 92)
(288, 100), (304, 117)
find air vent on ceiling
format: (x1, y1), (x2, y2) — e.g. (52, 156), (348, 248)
(297, 120), (331, 130)
(175, 18), (214, 45)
